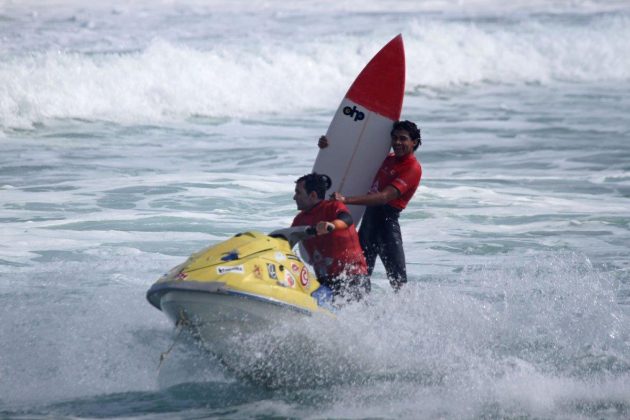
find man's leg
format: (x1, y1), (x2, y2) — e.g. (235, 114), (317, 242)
(358, 206), (382, 277)
(379, 207), (407, 290)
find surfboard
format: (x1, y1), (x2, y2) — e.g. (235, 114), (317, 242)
(312, 34), (406, 224)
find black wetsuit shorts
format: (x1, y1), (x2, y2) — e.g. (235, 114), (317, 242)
(358, 205), (407, 289)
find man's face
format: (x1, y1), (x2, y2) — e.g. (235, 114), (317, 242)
(293, 181), (315, 211)
(391, 129), (416, 157)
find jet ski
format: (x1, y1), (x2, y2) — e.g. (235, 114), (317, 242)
(146, 226), (334, 355)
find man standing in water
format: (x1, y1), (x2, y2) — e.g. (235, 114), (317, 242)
(291, 172), (370, 301)
(320, 120), (422, 291)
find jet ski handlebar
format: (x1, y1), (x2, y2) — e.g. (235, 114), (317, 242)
(268, 224), (333, 248)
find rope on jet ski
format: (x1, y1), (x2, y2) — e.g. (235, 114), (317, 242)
(158, 310), (189, 370)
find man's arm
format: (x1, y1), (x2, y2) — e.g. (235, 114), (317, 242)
(331, 185), (400, 207)
(315, 211), (354, 235)
(319, 135), (401, 206)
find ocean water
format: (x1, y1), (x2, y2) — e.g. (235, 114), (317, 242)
(1, 0), (630, 418)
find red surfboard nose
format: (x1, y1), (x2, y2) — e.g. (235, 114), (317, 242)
(345, 34), (406, 121)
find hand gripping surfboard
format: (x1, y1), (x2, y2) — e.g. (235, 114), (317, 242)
(312, 34), (406, 224)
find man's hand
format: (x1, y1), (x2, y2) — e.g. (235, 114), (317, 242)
(330, 192), (345, 203)
(315, 221), (335, 235)
(318, 135), (329, 149)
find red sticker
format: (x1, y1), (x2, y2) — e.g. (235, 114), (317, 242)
(285, 271), (295, 287)
(300, 267), (309, 288)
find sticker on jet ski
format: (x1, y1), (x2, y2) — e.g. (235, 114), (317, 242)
(285, 271), (296, 287)
(266, 263), (278, 280)
(216, 265), (244, 275)
(300, 267), (310, 288)
(277, 270), (296, 288)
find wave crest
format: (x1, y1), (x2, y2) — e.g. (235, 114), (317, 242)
(2, 13), (629, 128)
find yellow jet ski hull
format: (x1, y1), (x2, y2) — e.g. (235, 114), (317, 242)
(147, 230), (334, 335)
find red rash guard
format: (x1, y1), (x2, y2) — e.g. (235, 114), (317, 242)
(292, 200), (367, 279)
(369, 153), (421, 210)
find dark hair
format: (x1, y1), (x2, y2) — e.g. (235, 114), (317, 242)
(296, 172), (332, 199)
(392, 120), (422, 150)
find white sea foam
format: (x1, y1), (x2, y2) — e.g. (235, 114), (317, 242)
(406, 15), (630, 86)
(197, 254), (629, 417)
(3, 0), (630, 14)
(2, 4), (630, 129)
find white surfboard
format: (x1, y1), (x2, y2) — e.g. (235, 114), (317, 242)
(313, 34), (406, 224)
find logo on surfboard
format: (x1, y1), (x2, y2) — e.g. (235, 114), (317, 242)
(343, 105), (365, 122)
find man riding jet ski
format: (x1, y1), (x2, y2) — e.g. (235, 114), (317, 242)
(146, 172), (370, 362)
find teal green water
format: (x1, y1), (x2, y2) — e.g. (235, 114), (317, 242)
(1, 2), (630, 418)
